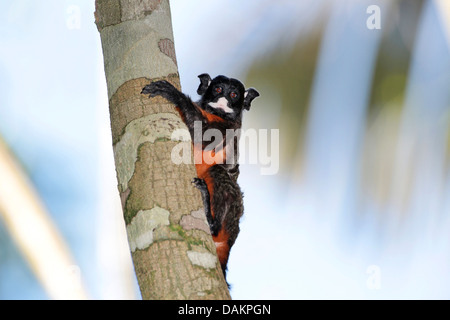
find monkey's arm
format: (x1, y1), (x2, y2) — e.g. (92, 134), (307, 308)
(141, 80), (202, 125)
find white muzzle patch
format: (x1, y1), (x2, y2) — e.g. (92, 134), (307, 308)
(208, 97), (234, 113)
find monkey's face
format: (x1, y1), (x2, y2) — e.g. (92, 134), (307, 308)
(201, 76), (246, 121)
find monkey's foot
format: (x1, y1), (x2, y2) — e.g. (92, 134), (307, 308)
(191, 178), (207, 191)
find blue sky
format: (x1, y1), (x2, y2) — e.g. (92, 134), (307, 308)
(1, 0), (450, 299)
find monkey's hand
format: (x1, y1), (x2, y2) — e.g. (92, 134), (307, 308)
(141, 80), (178, 99)
(142, 80), (202, 125)
(142, 80), (195, 113)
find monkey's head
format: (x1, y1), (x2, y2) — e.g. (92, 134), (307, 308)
(197, 73), (259, 122)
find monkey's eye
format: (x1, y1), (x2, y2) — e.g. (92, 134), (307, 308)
(215, 87), (223, 94)
(230, 92), (237, 99)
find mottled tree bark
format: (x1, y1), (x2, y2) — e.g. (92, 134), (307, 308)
(95, 0), (230, 299)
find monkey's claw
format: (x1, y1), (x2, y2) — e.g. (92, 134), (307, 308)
(192, 178), (207, 190)
(141, 84), (154, 96)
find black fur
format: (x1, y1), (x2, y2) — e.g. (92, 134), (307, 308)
(142, 74), (259, 282)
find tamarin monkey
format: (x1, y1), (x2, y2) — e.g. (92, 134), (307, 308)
(142, 74), (259, 285)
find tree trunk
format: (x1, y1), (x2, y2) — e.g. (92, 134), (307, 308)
(95, 0), (230, 300)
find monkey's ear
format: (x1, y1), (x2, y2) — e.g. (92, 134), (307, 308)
(197, 73), (211, 95)
(243, 88), (260, 110)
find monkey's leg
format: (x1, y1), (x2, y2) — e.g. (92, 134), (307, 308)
(205, 166), (243, 284)
(192, 178), (220, 236)
(207, 165), (244, 248)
